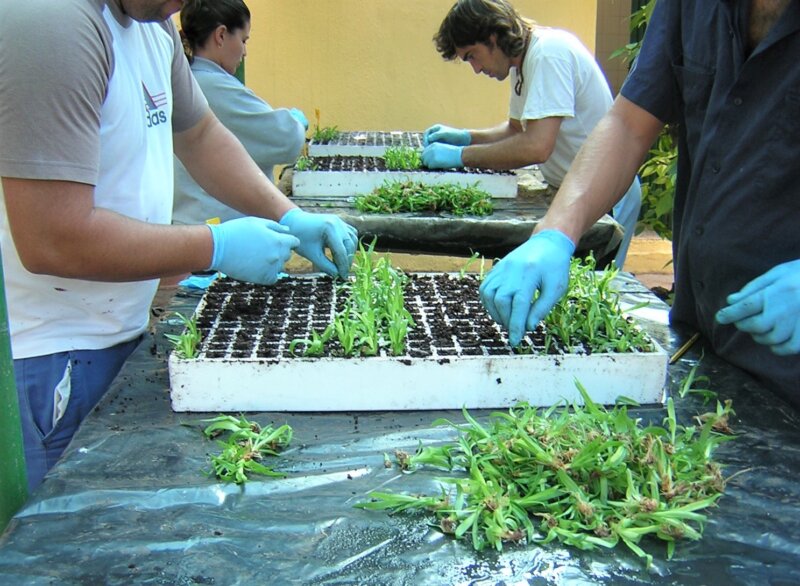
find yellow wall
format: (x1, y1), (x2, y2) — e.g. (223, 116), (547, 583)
(234, 1), (599, 132)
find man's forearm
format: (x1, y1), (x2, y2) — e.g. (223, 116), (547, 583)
(536, 96), (664, 243)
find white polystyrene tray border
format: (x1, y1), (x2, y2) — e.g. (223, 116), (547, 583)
(168, 342), (668, 412)
(291, 170), (518, 198)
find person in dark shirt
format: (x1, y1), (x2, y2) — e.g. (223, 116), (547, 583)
(479, 0), (800, 404)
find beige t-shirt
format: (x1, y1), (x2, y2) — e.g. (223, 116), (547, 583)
(0, 0), (208, 358)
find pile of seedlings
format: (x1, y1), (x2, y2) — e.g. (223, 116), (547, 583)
(199, 414), (293, 484)
(289, 240), (415, 357)
(356, 379), (735, 566)
(354, 180), (494, 216)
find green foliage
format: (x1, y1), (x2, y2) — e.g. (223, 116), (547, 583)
(537, 256), (655, 354)
(311, 125), (340, 143)
(355, 180), (493, 217)
(165, 312), (201, 359)
(611, 0), (677, 240)
(294, 155), (317, 171)
(201, 414), (293, 484)
(357, 378), (735, 566)
(383, 146), (423, 170)
(290, 240), (415, 357)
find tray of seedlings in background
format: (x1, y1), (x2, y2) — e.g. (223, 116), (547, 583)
(292, 149), (518, 198)
(168, 249), (667, 412)
(308, 130), (425, 157)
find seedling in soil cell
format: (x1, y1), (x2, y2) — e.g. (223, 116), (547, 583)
(383, 146), (422, 170)
(294, 155), (317, 171)
(290, 240), (415, 358)
(165, 312), (201, 359)
(200, 414), (293, 484)
(354, 180), (493, 216)
(356, 379), (736, 566)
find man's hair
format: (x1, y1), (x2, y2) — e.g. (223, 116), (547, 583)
(433, 0), (532, 60)
(180, 0), (251, 61)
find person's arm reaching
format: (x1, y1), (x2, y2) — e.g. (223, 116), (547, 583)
(479, 96), (664, 343)
(422, 117), (561, 170)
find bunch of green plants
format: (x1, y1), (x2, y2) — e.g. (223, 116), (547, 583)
(356, 382), (735, 566)
(201, 414), (293, 484)
(312, 125), (340, 143)
(383, 146), (422, 170)
(536, 256), (655, 354)
(165, 312), (201, 359)
(294, 155), (317, 171)
(289, 240), (415, 357)
(355, 180), (493, 217)
(610, 0), (675, 240)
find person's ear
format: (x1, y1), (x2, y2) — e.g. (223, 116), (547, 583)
(213, 24), (226, 48)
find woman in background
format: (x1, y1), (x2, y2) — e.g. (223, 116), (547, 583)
(175, 0), (307, 225)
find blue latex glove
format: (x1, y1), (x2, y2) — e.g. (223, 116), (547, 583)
(422, 124), (471, 146)
(279, 208), (359, 279)
(715, 259), (800, 355)
(479, 230), (575, 346)
(289, 108), (309, 130)
(207, 217), (299, 285)
(421, 142), (464, 169)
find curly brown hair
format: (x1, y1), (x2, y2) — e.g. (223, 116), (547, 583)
(433, 0), (533, 60)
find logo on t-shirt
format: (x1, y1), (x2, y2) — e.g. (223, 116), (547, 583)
(142, 82), (168, 128)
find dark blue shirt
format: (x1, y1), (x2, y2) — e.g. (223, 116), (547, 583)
(621, 0), (800, 402)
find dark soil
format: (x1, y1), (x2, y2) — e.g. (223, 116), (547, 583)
(191, 275), (558, 360)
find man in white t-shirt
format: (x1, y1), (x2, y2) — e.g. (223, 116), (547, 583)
(422, 0), (640, 268)
(0, 0), (358, 491)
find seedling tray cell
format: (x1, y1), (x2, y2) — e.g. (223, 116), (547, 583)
(168, 275), (668, 412)
(293, 156), (518, 199)
(308, 130), (424, 157)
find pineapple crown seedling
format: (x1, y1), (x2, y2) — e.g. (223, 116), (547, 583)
(383, 146), (423, 171)
(165, 312), (201, 359)
(355, 180), (493, 217)
(356, 375), (737, 567)
(289, 239), (415, 358)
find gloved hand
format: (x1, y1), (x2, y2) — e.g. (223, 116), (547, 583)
(421, 142), (464, 169)
(479, 230), (575, 346)
(715, 259), (800, 355)
(289, 108), (309, 130)
(279, 208), (359, 279)
(422, 124), (471, 146)
(207, 217), (299, 285)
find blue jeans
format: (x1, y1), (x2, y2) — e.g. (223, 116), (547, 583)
(611, 177), (643, 269)
(13, 335), (143, 491)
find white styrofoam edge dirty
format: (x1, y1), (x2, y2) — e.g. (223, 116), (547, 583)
(291, 170), (518, 198)
(168, 345), (668, 412)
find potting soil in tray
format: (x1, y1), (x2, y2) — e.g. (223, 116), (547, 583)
(168, 275), (668, 412)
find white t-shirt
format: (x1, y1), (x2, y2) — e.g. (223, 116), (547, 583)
(0, 0), (207, 358)
(509, 28), (613, 187)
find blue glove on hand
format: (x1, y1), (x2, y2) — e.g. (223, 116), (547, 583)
(289, 108), (309, 130)
(422, 124), (471, 147)
(421, 142), (464, 169)
(479, 230), (575, 346)
(715, 259), (800, 355)
(279, 208), (359, 279)
(207, 217), (299, 285)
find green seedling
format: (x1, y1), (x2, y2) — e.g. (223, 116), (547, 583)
(312, 125), (340, 143)
(457, 251), (488, 280)
(356, 378), (736, 566)
(294, 155), (317, 171)
(535, 256), (655, 355)
(201, 414), (293, 484)
(383, 146), (422, 171)
(165, 312), (201, 359)
(355, 180), (493, 217)
(289, 239), (415, 357)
